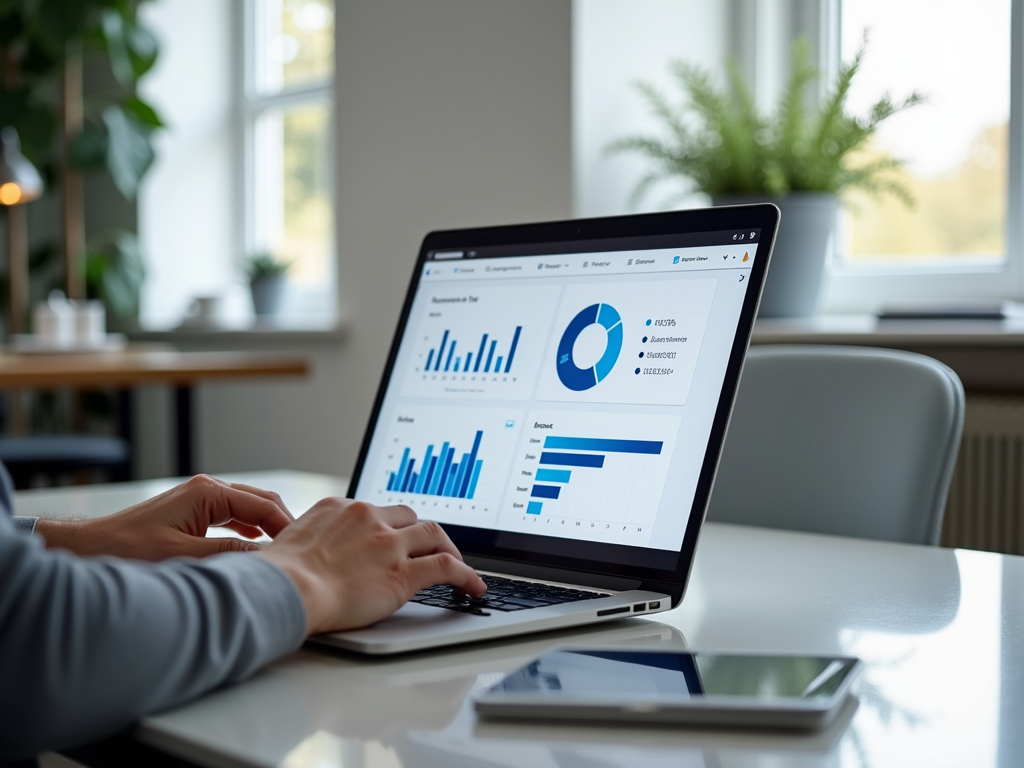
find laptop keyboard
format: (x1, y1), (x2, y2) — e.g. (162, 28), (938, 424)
(410, 574), (611, 616)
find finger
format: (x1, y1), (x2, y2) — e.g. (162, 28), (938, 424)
(210, 484), (294, 539)
(175, 535), (263, 558)
(407, 553), (487, 597)
(215, 519), (266, 539)
(398, 520), (463, 560)
(227, 482), (295, 521)
(376, 504), (418, 529)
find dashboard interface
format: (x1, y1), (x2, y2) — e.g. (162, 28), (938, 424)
(353, 228), (761, 554)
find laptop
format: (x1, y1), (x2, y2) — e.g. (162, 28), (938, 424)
(312, 204), (779, 654)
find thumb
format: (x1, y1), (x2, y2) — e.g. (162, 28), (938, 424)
(179, 535), (263, 558)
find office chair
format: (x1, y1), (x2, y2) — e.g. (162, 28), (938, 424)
(706, 345), (964, 545)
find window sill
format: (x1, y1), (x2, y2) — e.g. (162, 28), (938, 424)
(128, 315), (350, 346)
(753, 314), (1024, 347)
(752, 314), (1024, 393)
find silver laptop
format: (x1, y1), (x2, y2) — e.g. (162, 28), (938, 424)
(312, 205), (779, 654)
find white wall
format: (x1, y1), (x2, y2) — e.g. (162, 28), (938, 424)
(146, 0), (573, 479)
(573, 0), (730, 218)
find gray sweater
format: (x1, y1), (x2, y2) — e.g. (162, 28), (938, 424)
(0, 467), (307, 759)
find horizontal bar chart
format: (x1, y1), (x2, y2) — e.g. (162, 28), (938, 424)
(528, 434), (664, 517)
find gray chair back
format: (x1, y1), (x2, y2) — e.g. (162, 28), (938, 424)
(706, 345), (964, 545)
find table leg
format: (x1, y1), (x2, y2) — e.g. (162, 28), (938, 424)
(174, 386), (193, 477)
(116, 389), (135, 482)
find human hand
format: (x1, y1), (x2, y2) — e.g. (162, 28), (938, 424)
(258, 498), (487, 634)
(35, 474), (294, 561)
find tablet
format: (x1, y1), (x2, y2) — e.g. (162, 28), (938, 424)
(473, 647), (862, 730)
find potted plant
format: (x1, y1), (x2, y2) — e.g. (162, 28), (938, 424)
(608, 38), (923, 317)
(244, 251), (292, 317)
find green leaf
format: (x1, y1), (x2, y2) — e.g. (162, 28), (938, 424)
(100, 7), (133, 87)
(0, 86), (58, 164)
(122, 95), (164, 128)
(85, 229), (145, 317)
(102, 105), (154, 199)
(69, 121), (108, 170)
(126, 18), (158, 77)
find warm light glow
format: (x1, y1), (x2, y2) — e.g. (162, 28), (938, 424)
(0, 183), (22, 205)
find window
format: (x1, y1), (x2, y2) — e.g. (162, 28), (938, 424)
(245, 0), (335, 315)
(839, 0), (1010, 266)
(822, 0), (1023, 311)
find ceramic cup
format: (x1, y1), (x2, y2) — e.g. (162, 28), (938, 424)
(33, 291), (75, 347)
(70, 300), (106, 346)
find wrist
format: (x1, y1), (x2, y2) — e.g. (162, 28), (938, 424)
(35, 518), (88, 554)
(257, 551), (322, 635)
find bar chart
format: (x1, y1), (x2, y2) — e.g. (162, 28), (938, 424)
(500, 411), (681, 548)
(367, 406), (523, 528)
(386, 430), (485, 500)
(402, 284), (560, 400)
(421, 325), (523, 375)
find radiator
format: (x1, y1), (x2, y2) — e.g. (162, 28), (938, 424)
(942, 395), (1024, 555)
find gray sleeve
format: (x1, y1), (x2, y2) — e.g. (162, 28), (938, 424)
(0, 512), (307, 760)
(12, 516), (37, 533)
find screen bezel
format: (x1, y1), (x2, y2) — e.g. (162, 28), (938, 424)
(347, 205), (779, 595)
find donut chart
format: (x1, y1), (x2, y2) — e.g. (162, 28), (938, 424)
(556, 303), (623, 391)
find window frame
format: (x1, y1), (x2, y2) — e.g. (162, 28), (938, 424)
(816, 0), (1024, 312)
(239, 0), (337, 319)
(731, 0), (1024, 313)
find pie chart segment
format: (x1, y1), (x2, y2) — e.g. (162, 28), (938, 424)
(556, 302), (623, 392)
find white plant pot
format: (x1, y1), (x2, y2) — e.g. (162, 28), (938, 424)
(714, 192), (837, 318)
(250, 275), (287, 316)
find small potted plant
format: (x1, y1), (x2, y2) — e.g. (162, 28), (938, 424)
(244, 250), (292, 317)
(608, 38), (923, 317)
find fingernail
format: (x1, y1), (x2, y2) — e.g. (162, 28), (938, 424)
(245, 543), (261, 552)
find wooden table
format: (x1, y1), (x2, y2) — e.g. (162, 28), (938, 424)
(0, 348), (309, 476)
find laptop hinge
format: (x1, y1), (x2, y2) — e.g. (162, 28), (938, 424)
(465, 555), (643, 592)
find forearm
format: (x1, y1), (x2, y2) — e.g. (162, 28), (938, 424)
(0, 528), (306, 760)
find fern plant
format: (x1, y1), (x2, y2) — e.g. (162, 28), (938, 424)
(244, 251), (292, 280)
(607, 38), (924, 207)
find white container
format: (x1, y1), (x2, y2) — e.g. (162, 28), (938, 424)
(70, 299), (106, 346)
(33, 291), (75, 348)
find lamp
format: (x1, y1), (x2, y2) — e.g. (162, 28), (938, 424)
(0, 126), (44, 337)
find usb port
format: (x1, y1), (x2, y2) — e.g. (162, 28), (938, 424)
(633, 603), (646, 612)
(648, 601), (662, 610)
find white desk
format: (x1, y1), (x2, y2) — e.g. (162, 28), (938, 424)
(17, 471), (1024, 768)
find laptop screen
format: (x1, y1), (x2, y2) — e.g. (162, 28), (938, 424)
(351, 208), (776, 583)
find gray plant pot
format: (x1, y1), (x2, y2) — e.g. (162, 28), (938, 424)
(714, 192), (837, 318)
(250, 275), (287, 316)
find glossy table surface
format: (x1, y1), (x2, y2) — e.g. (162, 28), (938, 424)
(16, 471), (1024, 768)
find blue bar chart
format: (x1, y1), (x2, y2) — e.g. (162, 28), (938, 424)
(501, 411), (681, 548)
(368, 406), (524, 529)
(418, 325), (523, 375)
(526, 436), (665, 517)
(386, 430), (485, 500)
(403, 284), (560, 401)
